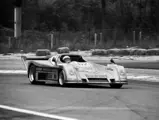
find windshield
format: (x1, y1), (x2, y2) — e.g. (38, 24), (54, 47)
(59, 55), (86, 63)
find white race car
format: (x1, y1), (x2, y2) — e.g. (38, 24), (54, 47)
(21, 54), (127, 88)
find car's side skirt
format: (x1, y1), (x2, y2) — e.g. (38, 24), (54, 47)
(35, 67), (59, 81)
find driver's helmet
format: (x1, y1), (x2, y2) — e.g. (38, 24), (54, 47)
(63, 56), (71, 63)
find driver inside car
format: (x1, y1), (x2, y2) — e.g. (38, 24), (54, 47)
(63, 56), (71, 63)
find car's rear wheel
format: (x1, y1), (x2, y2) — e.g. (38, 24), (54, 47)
(58, 70), (66, 86)
(110, 84), (123, 88)
(28, 65), (45, 85)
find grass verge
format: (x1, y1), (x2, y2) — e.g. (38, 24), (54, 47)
(92, 48), (159, 56)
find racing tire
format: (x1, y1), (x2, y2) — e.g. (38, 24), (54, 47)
(110, 84), (123, 89)
(28, 65), (45, 85)
(58, 70), (66, 86)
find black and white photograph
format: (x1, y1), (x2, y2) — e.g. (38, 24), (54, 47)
(0, 0), (159, 120)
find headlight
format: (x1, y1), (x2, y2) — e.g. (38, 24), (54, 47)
(69, 69), (75, 76)
(120, 71), (126, 76)
(74, 67), (79, 71)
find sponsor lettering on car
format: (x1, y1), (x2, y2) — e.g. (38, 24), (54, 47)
(107, 68), (113, 71)
(86, 74), (107, 78)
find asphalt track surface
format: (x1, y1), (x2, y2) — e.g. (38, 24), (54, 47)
(0, 108), (58, 120)
(0, 74), (159, 120)
(0, 57), (159, 120)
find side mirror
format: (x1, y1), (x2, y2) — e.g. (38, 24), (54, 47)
(52, 58), (57, 66)
(110, 58), (115, 64)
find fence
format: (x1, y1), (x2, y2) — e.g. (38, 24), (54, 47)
(0, 28), (159, 53)
(93, 28), (159, 48)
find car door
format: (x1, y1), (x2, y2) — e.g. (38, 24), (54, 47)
(47, 56), (59, 81)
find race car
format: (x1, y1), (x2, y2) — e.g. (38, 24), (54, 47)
(21, 54), (127, 88)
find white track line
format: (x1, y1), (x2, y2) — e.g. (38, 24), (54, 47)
(0, 104), (78, 120)
(0, 70), (26, 74)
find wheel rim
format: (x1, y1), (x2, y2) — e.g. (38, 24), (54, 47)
(59, 72), (64, 86)
(29, 68), (34, 82)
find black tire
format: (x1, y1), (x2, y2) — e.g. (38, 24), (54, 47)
(58, 70), (66, 86)
(28, 65), (37, 84)
(28, 65), (45, 85)
(110, 84), (123, 88)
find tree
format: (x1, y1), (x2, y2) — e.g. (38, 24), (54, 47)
(101, 0), (106, 42)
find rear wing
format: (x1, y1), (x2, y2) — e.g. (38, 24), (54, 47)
(21, 56), (27, 70)
(21, 55), (51, 70)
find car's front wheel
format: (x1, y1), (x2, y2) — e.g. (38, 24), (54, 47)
(58, 70), (66, 86)
(28, 65), (37, 84)
(110, 84), (123, 88)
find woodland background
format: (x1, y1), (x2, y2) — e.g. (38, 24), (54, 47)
(0, 0), (159, 53)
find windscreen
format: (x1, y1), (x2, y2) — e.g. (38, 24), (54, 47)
(60, 55), (86, 63)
